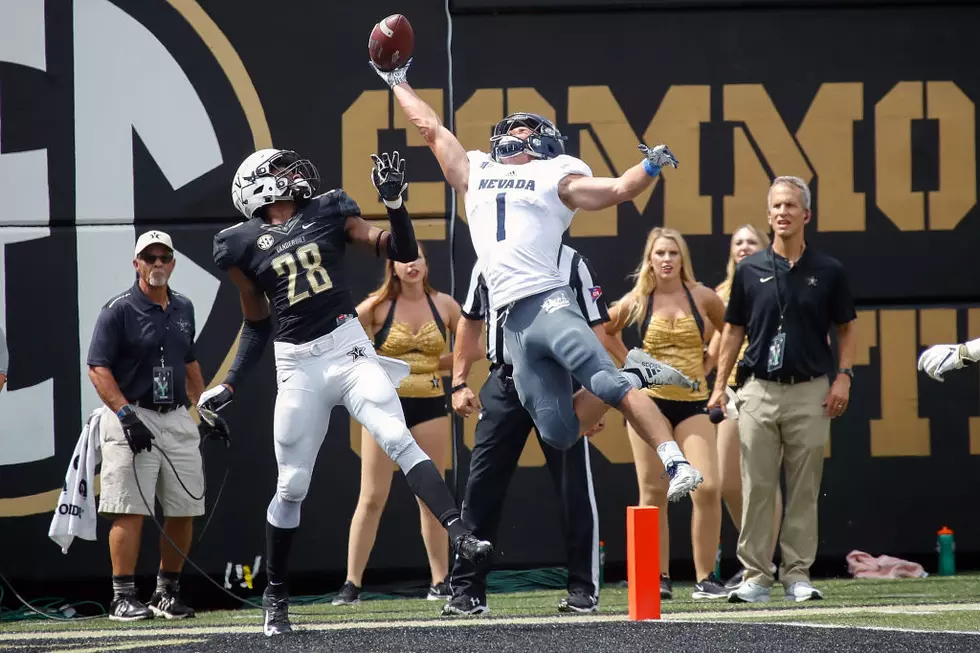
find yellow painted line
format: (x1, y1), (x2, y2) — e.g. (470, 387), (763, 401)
(47, 638), (206, 653)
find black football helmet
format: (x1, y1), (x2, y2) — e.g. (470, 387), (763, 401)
(490, 113), (567, 163)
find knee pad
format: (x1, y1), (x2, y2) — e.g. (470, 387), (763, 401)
(277, 465), (311, 503)
(267, 493), (302, 529)
(590, 369), (632, 407)
(532, 398), (581, 452)
(370, 416), (430, 473)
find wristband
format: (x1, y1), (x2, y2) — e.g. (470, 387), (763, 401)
(451, 382), (468, 394)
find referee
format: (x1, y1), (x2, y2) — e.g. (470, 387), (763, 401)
(445, 244), (612, 616)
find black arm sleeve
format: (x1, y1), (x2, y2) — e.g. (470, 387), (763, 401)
(384, 203), (418, 262)
(224, 316), (273, 389)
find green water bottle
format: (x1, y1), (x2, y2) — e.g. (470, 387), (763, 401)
(599, 541), (606, 588)
(938, 526), (955, 576)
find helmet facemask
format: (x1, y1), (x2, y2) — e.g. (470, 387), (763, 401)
(490, 113), (567, 163)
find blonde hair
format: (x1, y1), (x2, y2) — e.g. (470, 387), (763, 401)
(716, 224), (770, 302)
(367, 242), (435, 305)
(620, 227), (697, 328)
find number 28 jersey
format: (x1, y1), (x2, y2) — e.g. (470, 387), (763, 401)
(212, 190), (361, 345)
(463, 150), (592, 308)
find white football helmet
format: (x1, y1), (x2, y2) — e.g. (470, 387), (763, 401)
(231, 148), (321, 219)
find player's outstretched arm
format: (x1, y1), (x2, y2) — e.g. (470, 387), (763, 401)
(347, 150), (419, 262)
(370, 60), (469, 195)
(559, 144), (678, 212)
(198, 267), (271, 415)
(918, 336), (980, 382)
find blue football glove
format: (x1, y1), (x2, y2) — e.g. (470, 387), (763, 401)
(638, 143), (679, 177)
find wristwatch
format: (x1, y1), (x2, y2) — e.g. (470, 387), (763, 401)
(838, 368), (854, 380)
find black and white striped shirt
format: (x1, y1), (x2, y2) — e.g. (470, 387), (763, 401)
(461, 245), (610, 366)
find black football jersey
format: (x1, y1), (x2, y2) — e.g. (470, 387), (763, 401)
(213, 189), (362, 344)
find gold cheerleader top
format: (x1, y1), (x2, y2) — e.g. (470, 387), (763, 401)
(374, 294), (447, 398)
(639, 285), (709, 402)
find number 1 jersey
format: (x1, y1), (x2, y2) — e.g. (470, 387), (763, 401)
(463, 150), (592, 309)
(212, 189), (361, 344)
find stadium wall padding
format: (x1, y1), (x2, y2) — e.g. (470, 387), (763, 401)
(1, 0), (978, 586)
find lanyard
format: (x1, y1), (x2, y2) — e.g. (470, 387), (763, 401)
(769, 248), (787, 333)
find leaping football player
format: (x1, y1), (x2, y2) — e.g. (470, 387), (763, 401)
(198, 149), (491, 637)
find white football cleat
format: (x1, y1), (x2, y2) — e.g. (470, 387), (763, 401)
(623, 348), (700, 391)
(665, 461), (703, 502)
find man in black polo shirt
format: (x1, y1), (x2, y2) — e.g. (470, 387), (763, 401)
(88, 230), (222, 622)
(709, 176), (857, 604)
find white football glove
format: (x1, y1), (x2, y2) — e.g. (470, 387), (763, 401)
(369, 58), (412, 89)
(917, 343), (972, 382)
(198, 384), (233, 414)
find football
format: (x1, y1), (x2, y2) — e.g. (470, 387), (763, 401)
(368, 14), (414, 72)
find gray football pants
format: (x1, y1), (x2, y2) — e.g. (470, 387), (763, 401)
(502, 286), (632, 451)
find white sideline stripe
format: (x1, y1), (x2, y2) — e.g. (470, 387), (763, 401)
(2, 603), (979, 642)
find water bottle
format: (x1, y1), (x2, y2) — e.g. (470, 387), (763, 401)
(599, 541), (606, 588)
(714, 539), (722, 578)
(937, 526), (955, 576)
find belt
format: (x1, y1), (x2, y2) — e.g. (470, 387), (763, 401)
(133, 398), (183, 414)
(750, 371), (823, 385)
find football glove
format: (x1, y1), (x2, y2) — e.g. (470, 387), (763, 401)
(917, 343), (979, 382)
(638, 143), (679, 177)
(369, 58), (412, 89)
(117, 406), (154, 455)
(371, 151), (408, 207)
(198, 384), (233, 414)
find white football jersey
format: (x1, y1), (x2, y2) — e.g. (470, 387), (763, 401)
(464, 150), (592, 308)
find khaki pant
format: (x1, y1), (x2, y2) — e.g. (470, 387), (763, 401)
(99, 406), (205, 517)
(735, 376), (830, 588)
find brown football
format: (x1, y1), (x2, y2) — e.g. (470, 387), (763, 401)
(368, 14), (414, 72)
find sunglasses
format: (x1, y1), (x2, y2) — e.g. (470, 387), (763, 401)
(140, 253), (174, 264)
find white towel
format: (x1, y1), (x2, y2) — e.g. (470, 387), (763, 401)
(377, 355), (411, 388)
(48, 408), (104, 553)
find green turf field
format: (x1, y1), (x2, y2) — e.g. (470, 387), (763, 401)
(3, 574), (979, 634)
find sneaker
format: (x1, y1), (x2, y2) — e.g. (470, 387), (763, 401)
(441, 593), (489, 616)
(727, 581), (771, 603)
(785, 581), (824, 602)
(147, 588), (195, 619)
(665, 461), (704, 502)
(453, 533), (493, 566)
(331, 581), (361, 606)
(660, 575), (673, 600)
(427, 580), (452, 601)
(623, 349), (700, 391)
(727, 563), (778, 589)
(724, 568), (746, 589)
(692, 573), (728, 600)
(262, 586), (292, 637)
(108, 594), (153, 622)
(558, 589), (598, 614)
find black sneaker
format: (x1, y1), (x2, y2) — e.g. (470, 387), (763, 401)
(660, 575), (673, 600)
(441, 593), (489, 616)
(331, 581), (361, 606)
(108, 594), (153, 622)
(427, 580), (452, 601)
(147, 588), (196, 619)
(453, 533), (493, 566)
(558, 589), (598, 614)
(692, 572), (729, 600)
(262, 586), (292, 637)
